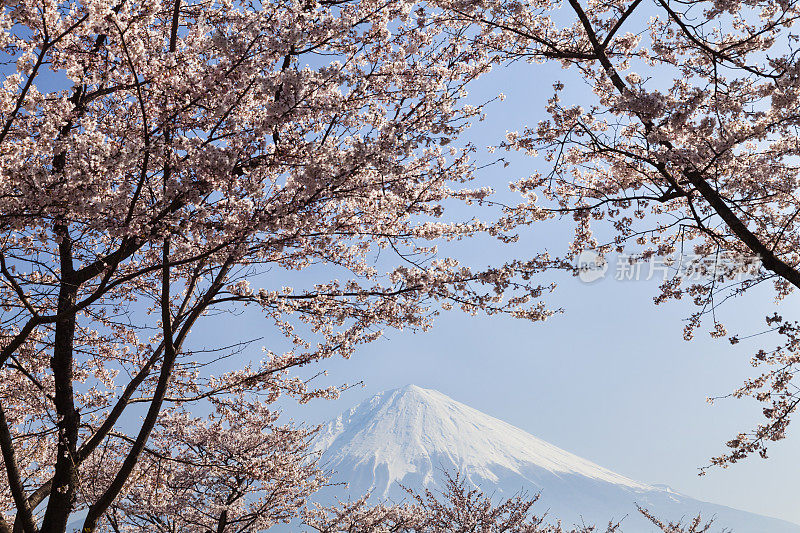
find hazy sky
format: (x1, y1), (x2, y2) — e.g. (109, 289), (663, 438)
(276, 278), (800, 525)
(197, 59), (800, 526)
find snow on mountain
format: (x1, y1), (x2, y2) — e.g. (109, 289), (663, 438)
(309, 384), (800, 532)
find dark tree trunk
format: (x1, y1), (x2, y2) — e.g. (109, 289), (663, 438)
(41, 224), (80, 533)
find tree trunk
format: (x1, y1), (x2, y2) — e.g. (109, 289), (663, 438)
(40, 224), (80, 533)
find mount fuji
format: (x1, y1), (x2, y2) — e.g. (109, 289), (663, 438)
(308, 384), (800, 532)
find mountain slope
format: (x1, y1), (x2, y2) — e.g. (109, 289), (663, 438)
(311, 385), (800, 533)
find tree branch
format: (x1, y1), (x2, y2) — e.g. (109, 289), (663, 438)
(0, 401), (38, 533)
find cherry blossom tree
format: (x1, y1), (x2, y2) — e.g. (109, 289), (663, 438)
(4, 0), (794, 528)
(0, 0), (556, 531)
(304, 472), (713, 532)
(303, 472), (614, 532)
(80, 397), (324, 532)
(429, 0), (800, 467)
(638, 507), (717, 533)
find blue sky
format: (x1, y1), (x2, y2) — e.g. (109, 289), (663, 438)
(273, 274), (800, 525)
(250, 59), (800, 525)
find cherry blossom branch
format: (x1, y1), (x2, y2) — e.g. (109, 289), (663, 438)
(0, 401), (37, 533)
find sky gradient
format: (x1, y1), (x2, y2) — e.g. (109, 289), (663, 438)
(270, 60), (800, 525)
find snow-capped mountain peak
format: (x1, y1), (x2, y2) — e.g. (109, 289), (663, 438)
(311, 385), (800, 533)
(315, 384), (649, 494)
